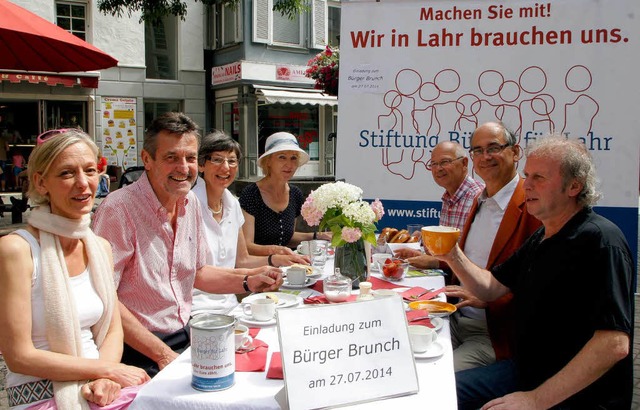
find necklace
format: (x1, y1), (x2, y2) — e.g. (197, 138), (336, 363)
(209, 202), (223, 215)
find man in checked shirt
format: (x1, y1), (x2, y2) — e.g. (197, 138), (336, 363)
(430, 141), (485, 231)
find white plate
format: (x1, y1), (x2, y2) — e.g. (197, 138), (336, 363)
(280, 277), (318, 289)
(413, 341), (444, 359)
(238, 314), (276, 327)
(242, 292), (301, 309)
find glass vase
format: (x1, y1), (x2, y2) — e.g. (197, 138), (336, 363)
(334, 239), (369, 289)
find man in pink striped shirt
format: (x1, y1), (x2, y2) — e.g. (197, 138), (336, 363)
(93, 112), (282, 376)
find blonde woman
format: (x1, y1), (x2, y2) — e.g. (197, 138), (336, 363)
(239, 132), (330, 262)
(0, 129), (148, 409)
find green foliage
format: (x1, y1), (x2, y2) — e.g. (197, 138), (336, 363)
(97, 0), (306, 23)
(273, 0), (310, 19)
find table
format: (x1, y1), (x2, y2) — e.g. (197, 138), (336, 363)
(130, 264), (457, 409)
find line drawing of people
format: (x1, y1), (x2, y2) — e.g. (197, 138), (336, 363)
(374, 63), (601, 181)
(517, 66), (555, 135)
(561, 64), (599, 136)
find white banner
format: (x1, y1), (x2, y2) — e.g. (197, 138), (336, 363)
(337, 0), (639, 254)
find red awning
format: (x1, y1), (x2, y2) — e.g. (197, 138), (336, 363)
(0, 0), (118, 73)
(0, 71), (99, 88)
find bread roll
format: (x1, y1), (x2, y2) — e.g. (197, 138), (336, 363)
(390, 229), (410, 243)
(378, 228), (398, 244)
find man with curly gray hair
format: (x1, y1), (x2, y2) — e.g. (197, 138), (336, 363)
(438, 135), (634, 409)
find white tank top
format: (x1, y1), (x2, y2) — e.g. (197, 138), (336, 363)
(7, 230), (104, 405)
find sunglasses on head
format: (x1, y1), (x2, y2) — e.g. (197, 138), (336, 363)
(36, 128), (73, 145)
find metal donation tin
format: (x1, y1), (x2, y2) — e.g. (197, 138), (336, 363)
(189, 313), (236, 391)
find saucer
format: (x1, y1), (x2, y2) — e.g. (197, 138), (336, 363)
(280, 277), (318, 289)
(413, 341), (444, 359)
(243, 292), (301, 309)
(238, 314), (276, 327)
(283, 266), (322, 279)
(430, 317), (444, 332)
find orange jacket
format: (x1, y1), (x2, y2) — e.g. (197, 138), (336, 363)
(456, 178), (542, 360)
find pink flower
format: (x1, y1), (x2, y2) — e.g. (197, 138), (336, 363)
(301, 197), (323, 226)
(370, 198), (385, 221)
(341, 227), (362, 243)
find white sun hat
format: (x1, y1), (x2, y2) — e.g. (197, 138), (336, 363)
(258, 132), (310, 167)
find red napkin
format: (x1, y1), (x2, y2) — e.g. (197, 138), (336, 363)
(304, 294), (358, 304)
(401, 286), (445, 302)
(266, 352), (283, 379)
(368, 276), (402, 290)
(235, 339), (268, 372)
(406, 309), (434, 328)
(310, 280), (324, 293)
(248, 328), (261, 338)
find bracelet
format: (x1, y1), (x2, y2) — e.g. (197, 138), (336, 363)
(268, 254), (275, 267)
(313, 231), (317, 240)
(242, 275), (250, 292)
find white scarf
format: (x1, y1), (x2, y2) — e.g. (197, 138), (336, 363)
(28, 206), (116, 410)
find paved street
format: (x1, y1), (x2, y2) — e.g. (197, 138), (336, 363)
(0, 193), (638, 409)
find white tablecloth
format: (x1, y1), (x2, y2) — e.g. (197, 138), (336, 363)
(130, 265), (457, 409)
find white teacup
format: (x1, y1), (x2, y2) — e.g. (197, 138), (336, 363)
(287, 267), (307, 286)
(372, 253), (393, 271)
(408, 325), (438, 353)
(243, 299), (276, 321)
(234, 324), (253, 350)
(297, 241), (311, 255)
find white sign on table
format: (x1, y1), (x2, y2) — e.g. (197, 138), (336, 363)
(276, 297), (418, 409)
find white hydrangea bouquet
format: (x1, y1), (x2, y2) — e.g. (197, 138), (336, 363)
(301, 181), (385, 247)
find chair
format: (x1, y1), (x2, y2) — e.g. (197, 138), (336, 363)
(118, 166), (145, 188)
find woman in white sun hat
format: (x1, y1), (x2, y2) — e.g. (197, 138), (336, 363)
(239, 132), (330, 264)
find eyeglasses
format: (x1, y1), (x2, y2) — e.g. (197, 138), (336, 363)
(205, 155), (240, 168)
(427, 156), (464, 170)
(469, 143), (511, 159)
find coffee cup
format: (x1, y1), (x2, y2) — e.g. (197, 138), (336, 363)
(287, 267), (307, 286)
(408, 325), (438, 353)
(297, 241), (311, 255)
(421, 225), (461, 255)
(234, 324), (253, 350)
(242, 299), (276, 321)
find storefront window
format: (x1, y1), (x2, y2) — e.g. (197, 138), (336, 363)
(258, 104), (319, 160)
(222, 102), (240, 142)
(46, 101), (86, 131)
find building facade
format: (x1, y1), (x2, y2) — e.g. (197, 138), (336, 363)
(0, 0), (340, 181)
(0, 0), (206, 172)
(206, 0), (340, 179)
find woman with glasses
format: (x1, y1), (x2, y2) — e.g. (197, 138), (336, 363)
(0, 129), (149, 409)
(239, 132), (331, 262)
(191, 130), (309, 313)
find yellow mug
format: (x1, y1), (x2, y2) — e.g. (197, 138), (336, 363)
(421, 226), (461, 255)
